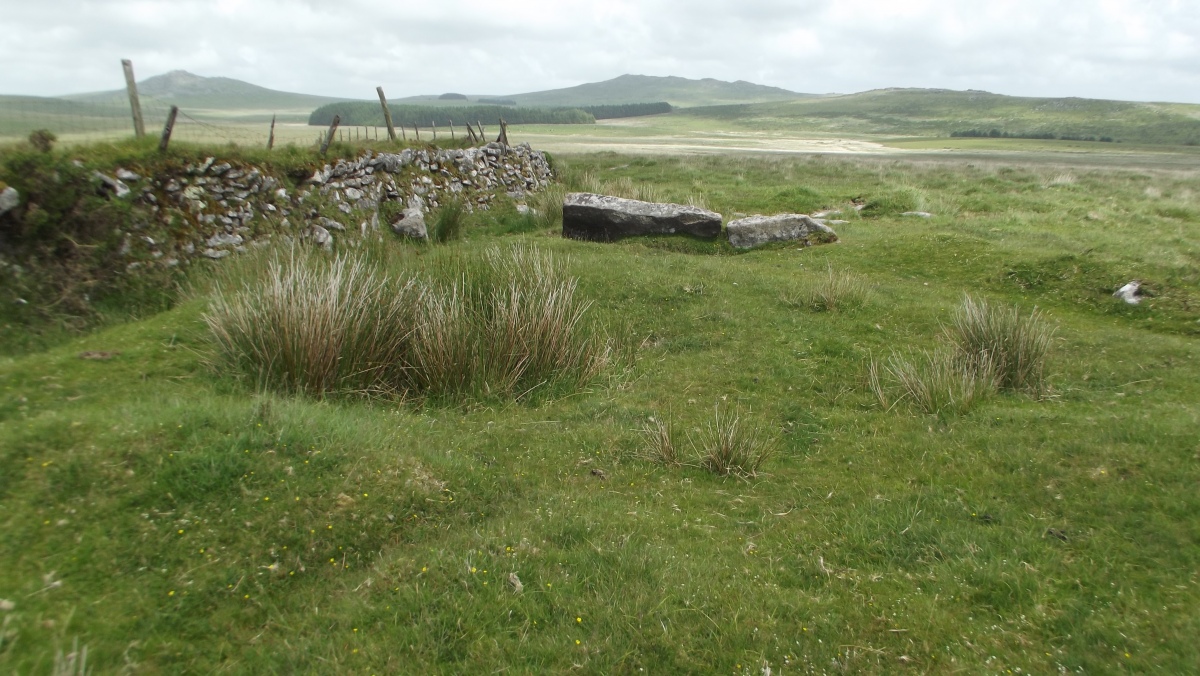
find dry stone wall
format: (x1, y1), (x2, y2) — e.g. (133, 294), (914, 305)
(106, 142), (552, 270)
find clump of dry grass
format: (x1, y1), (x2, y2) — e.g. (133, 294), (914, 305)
(867, 295), (1055, 415)
(206, 245), (616, 403)
(784, 263), (871, 312)
(205, 250), (417, 397)
(869, 349), (997, 415)
(564, 170), (665, 204)
(641, 415), (679, 466)
(948, 295), (1055, 394)
(1044, 172), (1076, 188)
(691, 405), (775, 478)
(529, 183), (567, 230)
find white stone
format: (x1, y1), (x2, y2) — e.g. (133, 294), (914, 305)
(0, 186), (19, 216)
(1114, 281), (1142, 305)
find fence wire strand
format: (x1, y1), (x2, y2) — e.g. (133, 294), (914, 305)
(0, 89), (318, 149)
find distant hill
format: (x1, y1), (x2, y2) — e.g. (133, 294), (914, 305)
(65, 71), (354, 122)
(390, 74), (810, 109)
(679, 88), (1200, 145)
(505, 74), (808, 108)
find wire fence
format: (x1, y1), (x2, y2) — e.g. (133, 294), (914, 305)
(0, 90), (323, 149)
(0, 89), (489, 150)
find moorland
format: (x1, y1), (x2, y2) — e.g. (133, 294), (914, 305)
(0, 72), (1198, 673)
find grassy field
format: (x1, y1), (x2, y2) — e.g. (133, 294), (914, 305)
(12, 80), (1200, 159)
(678, 89), (1200, 146)
(1, 141), (1199, 673)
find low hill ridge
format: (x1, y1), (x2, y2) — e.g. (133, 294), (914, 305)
(679, 87), (1200, 145)
(64, 71), (353, 115)
(504, 73), (810, 108)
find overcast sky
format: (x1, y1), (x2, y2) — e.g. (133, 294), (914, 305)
(2, 0), (1198, 103)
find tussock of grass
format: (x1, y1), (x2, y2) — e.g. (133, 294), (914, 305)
(530, 183), (567, 230)
(641, 415), (679, 466)
(428, 199), (466, 243)
(868, 296), (1054, 414)
(862, 186), (925, 216)
(565, 170), (664, 203)
(205, 250), (417, 397)
(691, 405), (775, 478)
(783, 263), (871, 312)
(948, 295), (1055, 394)
(871, 349), (997, 415)
(1045, 172), (1077, 187)
(206, 244), (616, 402)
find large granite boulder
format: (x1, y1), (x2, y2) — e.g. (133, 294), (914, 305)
(562, 193), (722, 242)
(726, 214), (838, 250)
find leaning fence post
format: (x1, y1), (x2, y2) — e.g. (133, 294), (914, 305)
(497, 118), (509, 146)
(476, 121), (485, 141)
(158, 105), (179, 151)
(432, 120), (437, 141)
(121, 59), (146, 139)
(413, 124), (420, 141)
(449, 119), (455, 140)
(320, 115), (341, 155)
(267, 114), (276, 150)
(376, 86), (397, 141)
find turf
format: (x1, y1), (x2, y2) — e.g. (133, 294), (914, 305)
(1, 150), (1198, 673)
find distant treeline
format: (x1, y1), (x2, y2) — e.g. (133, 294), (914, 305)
(476, 98), (517, 106)
(580, 102), (673, 119)
(309, 103), (595, 127)
(951, 129), (1115, 143)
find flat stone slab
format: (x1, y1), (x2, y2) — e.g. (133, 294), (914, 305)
(726, 214), (838, 249)
(562, 193), (722, 242)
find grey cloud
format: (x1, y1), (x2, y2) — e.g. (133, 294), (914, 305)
(0, 0), (1198, 103)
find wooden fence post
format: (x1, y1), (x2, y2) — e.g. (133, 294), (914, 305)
(476, 121), (485, 141)
(121, 59), (146, 139)
(267, 114), (276, 150)
(320, 115), (341, 155)
(158, 105), (178, 152)
(432, 121), (437, 141)
(413, 124), (420, 141)
(497, 118), (509, 146)
(449, 119), (455, 140)
(376, 87), (397, 142)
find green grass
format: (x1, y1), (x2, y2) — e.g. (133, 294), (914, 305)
(1, 147), (1199, 672)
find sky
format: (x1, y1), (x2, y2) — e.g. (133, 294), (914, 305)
(2, 0), (1198, 103)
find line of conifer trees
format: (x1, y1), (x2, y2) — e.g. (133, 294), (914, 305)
(308, 103), (595, 127)
(579, 102), (673, 119)
(951, 129), (1114, 142)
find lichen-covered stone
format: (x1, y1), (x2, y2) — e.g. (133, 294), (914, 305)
(726, 214), (838, 249)
(562, 193), (722, 242)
